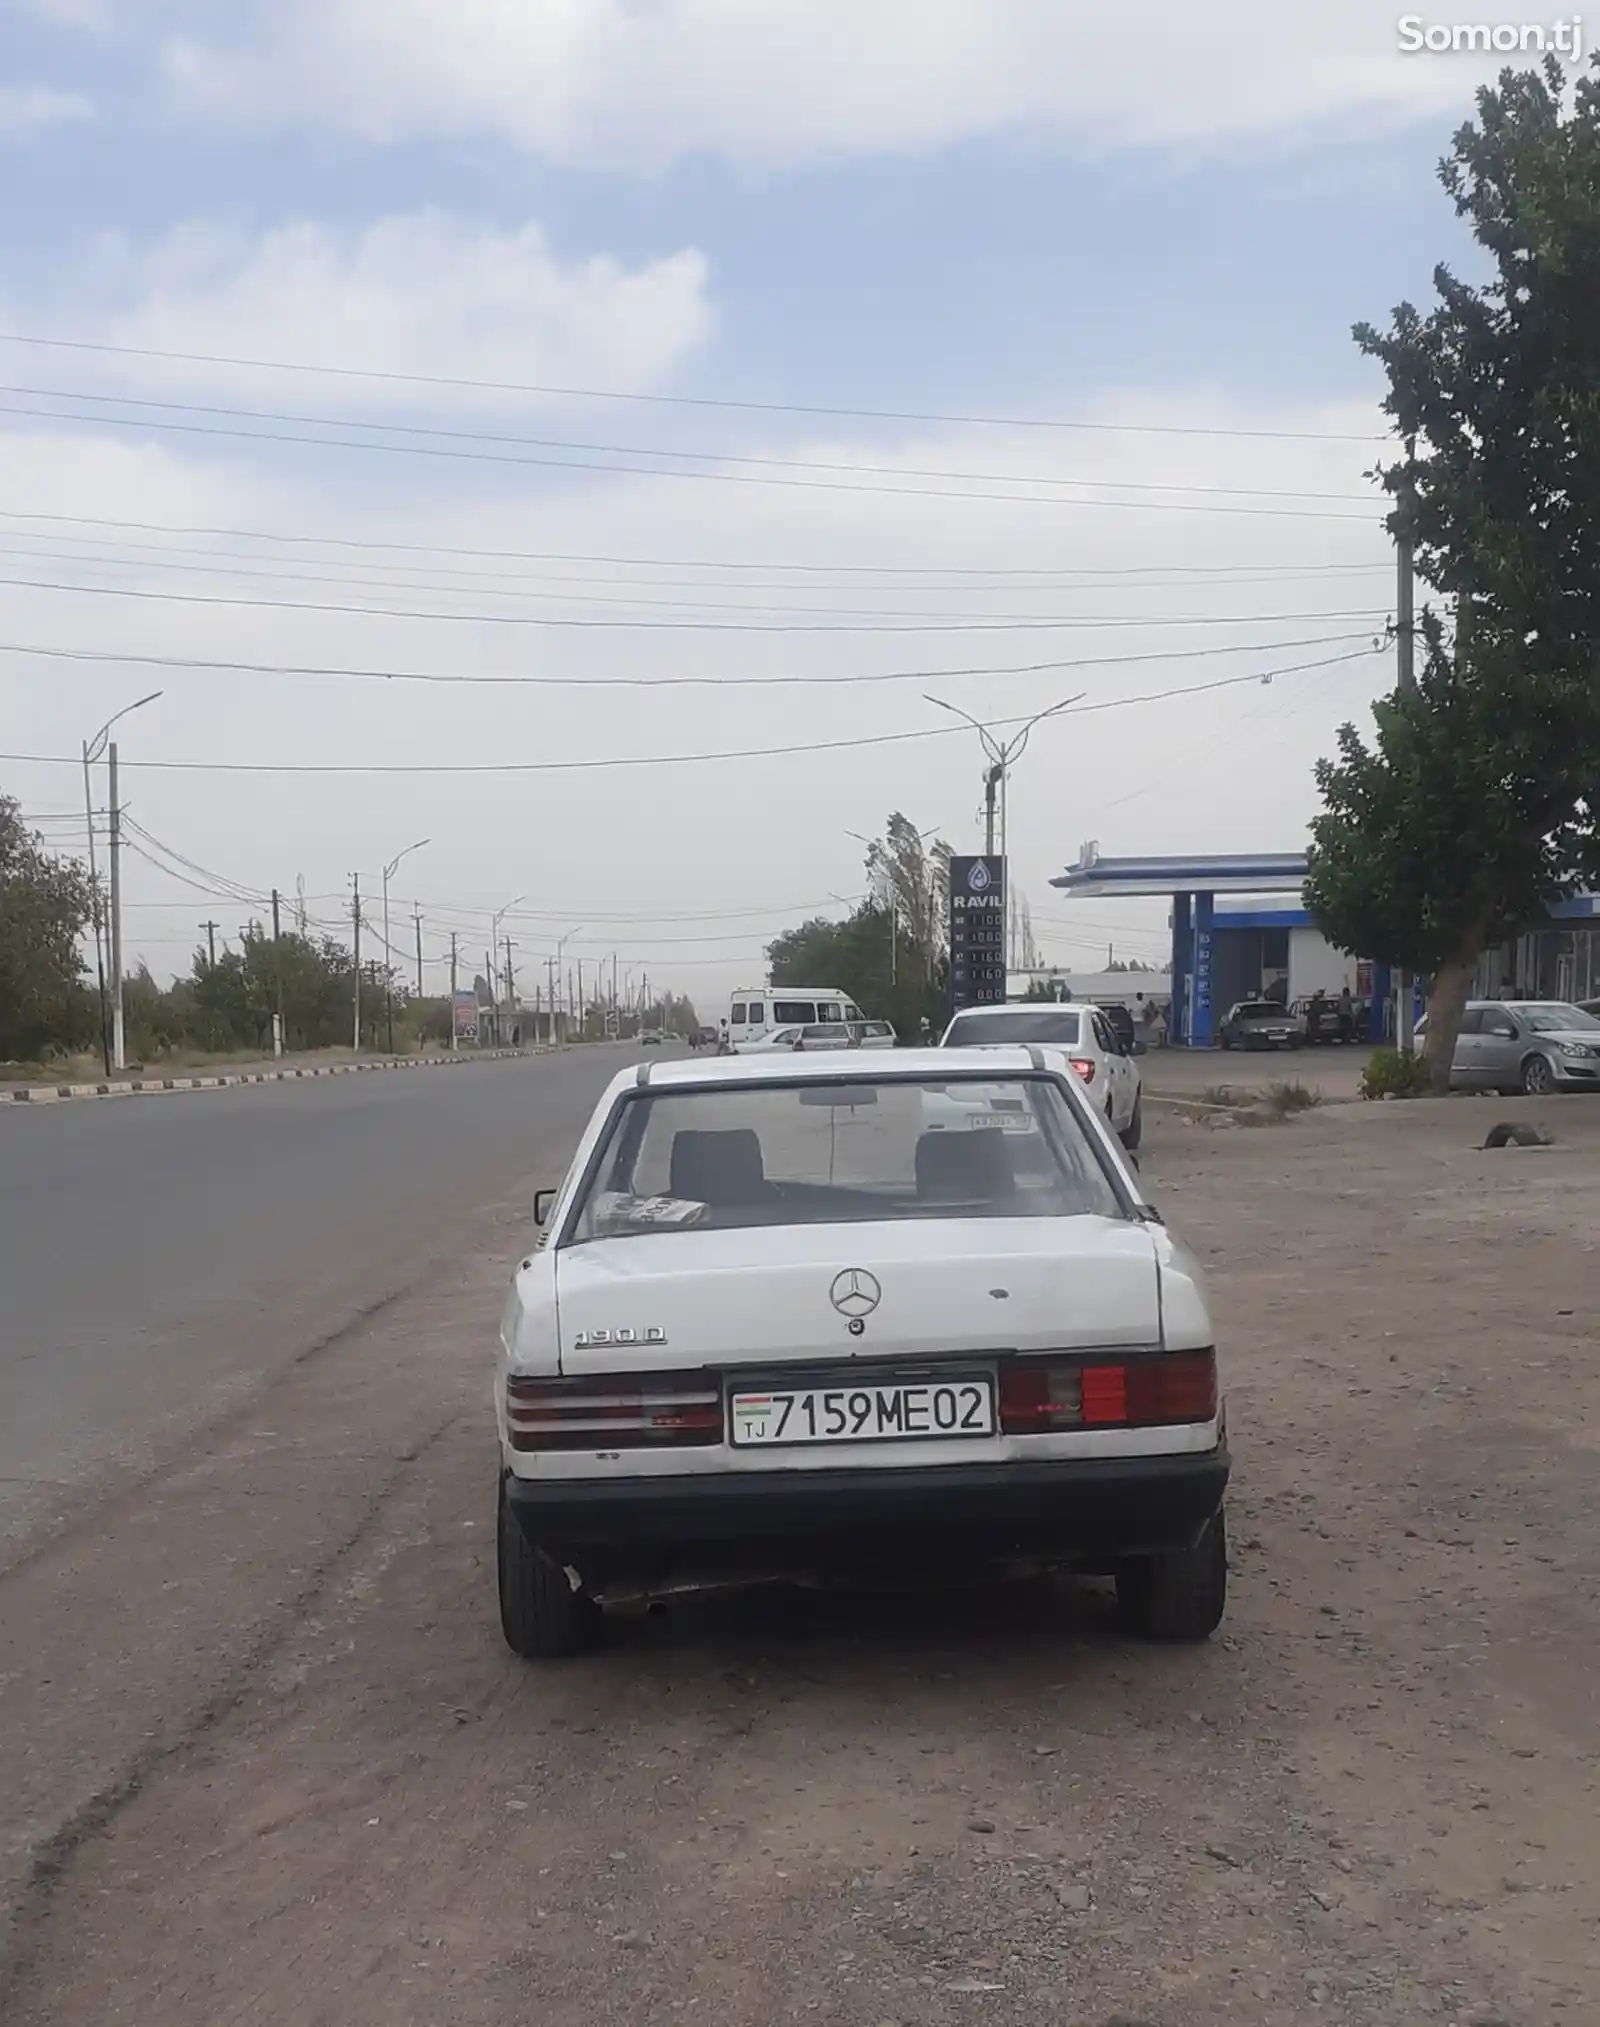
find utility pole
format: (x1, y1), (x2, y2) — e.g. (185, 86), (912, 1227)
(82, 693), (160, 1074)
(352, 875), (362, 1052)
(108, 741), (126, 1070)
(576, 957), (584, 1040)
(547, 956), (557, 1037)
(271, 887), (285, 1056)
(382, 877), (393, 1053)
(449, 931), (459, 1052)
(380, 839), (430, 1058)
(983, 761), (1000, 856)
(503, 938), (517, 1017)
(80, 741), (110, 1075)
(414, 907), (424, 998)
(1395, 472), (1417, 1054)
(202, 920), (219, 968)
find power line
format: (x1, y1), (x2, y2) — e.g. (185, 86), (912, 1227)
(0, 506), (1391, 579)
(0, 402), (1379, 522)
(0, 537), (1392, 624)
(0, 643), (1383, 777)
(0, 383), (1377, 506)
(0, 572), (1388, 633)
(0, 628), (1382, 690)
(118, 891), (870, 923)
(0, 330), (1390, 444)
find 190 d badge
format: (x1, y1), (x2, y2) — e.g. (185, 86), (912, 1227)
(572, 1326), (667, 1349)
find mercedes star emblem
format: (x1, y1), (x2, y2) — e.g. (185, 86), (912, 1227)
(829, 1268), (882, 1318)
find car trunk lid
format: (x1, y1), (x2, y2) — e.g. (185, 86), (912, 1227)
(554, 1218), (1161, 1374)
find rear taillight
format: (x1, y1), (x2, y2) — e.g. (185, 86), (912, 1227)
(506, 1373), (722, 1450)
(1000, 1351), (1216, 1433)
(1069, 1056), (1097, 1083)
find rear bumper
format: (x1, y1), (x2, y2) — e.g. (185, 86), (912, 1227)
(504, 1447), (1230, 1586)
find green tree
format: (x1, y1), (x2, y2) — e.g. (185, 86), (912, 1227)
(1306, 620), (1597, 1083)
(0, 795), (96, 1061)
(767, 903), (948, 1040)
(1308, 59), (1600, 1090)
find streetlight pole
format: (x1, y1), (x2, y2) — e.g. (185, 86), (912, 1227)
(83, 690), (162, 1072)
(553, 927), (585, 1041)
(924, 693), (1082, 966)
(490, 896), (525, 1032)
(380, 838), (430, 1055)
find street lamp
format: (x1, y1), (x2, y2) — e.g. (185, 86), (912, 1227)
(83, 690), (163, 1073)
(553, 926), (584, 1040)
(381, 838), (430, 1052)
(924, 694), (1081, 970)
(924, 695), (1082, 861)
(490, 895), (524, 1035)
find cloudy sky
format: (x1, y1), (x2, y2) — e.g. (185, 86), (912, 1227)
(0, 2), (1531, 1007)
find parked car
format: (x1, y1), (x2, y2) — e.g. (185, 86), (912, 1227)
(640, 1029), (665, 1046)
(1218, 1000), (1303, 1051)
(938, 1001), (1142, 1150)
(1416, 999), (1600, 1094)
(851, 1019), (897, 1049)
(1293, 994), (1368, 1045)
(499, 1049), (1228, 1658)
(734, 1022), (852, 1054)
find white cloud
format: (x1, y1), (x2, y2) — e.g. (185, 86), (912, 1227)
(0, 381), (1394, 1002)
(0, 84), (94, 141)
(156, 0), (1497, 171)
(23, 209), (713, 409)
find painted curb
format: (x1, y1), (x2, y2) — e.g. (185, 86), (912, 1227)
(4, 1046), (557, 1108)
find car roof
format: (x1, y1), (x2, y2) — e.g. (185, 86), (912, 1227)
(613, 1045), (1040, 1093)
(946, 1002), (1085, 1019)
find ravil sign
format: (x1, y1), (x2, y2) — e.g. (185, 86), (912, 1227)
(948, 855), (1007, 1013)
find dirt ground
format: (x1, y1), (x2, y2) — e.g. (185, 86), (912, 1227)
(2, 1097), (1596, 2026)
(1141, 1042), (1370, 1104)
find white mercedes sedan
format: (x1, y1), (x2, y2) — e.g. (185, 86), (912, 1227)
(497, 1048), (1228, 1658)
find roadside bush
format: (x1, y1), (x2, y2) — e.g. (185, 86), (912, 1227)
(1264, 1079), (1322, 1115)
(1360, 1046), (1432, 1100)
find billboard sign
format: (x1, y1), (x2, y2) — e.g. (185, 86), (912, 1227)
(948, 855), (1007, 1013)
(452, 991), (479, 1043)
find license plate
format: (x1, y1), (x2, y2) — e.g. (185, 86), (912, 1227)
(729, 1376), (996, 1448)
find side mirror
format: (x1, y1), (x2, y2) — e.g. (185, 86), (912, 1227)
(533, 1188), (557, 1227)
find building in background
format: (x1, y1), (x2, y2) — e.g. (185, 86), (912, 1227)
(1052, 846), (1600, 1046)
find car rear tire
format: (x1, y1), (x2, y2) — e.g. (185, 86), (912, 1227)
(1120, 1090), (1143, 1151)
(498, 1479), (602, 1659)
(1522, 1053), (1555, 1096)
(1116, 1509), (1227, 1642)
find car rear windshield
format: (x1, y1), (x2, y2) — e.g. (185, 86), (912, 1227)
(1236, 1003), (1286, 1019)
(941, 1009), (1081, 1047)
(565, 1075), (1124, 1242)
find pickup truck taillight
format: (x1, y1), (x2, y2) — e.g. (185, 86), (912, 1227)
(1000, 1351), (1217, 1433)
(506, 1373), (722, 1450)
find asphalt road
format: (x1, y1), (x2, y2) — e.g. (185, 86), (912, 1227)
(0, 1048), (631, 1560)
